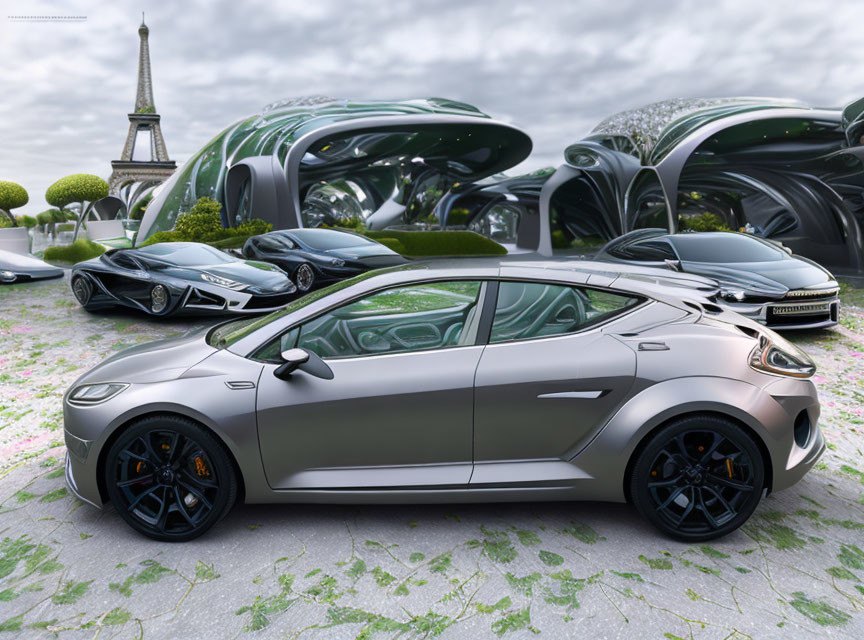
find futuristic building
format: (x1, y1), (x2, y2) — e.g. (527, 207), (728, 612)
(534, 97), (864, 275)
(137, 97), (532, 242)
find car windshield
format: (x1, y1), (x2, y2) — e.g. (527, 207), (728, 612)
(669, 233), (784, 263)
(135, 243), (236, 266)
(286, 229), (375, 251)
(207, 264), (422, 349)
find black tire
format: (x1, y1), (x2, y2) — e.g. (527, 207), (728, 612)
(294, 263), (314, 292)
(104, 415), (237, 542)
(71, 275), (92, 306)
(630, 415), (764, 541)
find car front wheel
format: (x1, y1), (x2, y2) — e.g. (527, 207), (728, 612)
(630, 415), (764, 541)
(71, 275), (92, 306)
(104, 416), (237, 542)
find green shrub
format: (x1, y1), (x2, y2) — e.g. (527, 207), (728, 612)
(172, 197), (224, 239)
(679, 212), (730, 232)
(0, 215), (14, 228)
(374, 237), (406, 254)
(551, 229), (571, 249)
(56, 223), (75, 233)
(50, 209), (67, 223)
(43, 239), (105, 264)
(139, 197), (272, 248)
(0, 180), (28, 213)
(362, 230), (506, 257)
(46, 174), (109, 210)
(63, 209), (78, 221)
(36, 211), (55, 226)
(15, 215), (37, 228)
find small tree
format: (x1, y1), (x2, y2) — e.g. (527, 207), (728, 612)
(45, 174), (109, 241)
(0, 180), (29, 226)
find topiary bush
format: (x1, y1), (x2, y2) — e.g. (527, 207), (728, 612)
(45, 174), (109, 210)
(139, 196), (273, 248)
(0, 180), (28, 221)
(172, 196), (225, 239)
(0, 215), (15, 228)
(36, 210), (55, 226)
(43, 239), (105, 264)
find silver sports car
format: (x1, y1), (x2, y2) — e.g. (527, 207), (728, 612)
(64, 260), (823, 542)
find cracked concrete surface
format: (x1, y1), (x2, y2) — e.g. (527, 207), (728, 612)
(1, 275), (863, 639)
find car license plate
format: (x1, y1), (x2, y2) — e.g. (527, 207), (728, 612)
(772, 302), (830, 315)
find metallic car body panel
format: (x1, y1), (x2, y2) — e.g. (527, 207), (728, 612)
(256, 346), (484, 489)
(63, 260), (823, 513)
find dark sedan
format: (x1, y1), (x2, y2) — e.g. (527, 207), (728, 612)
(71, 242), (297, 317)
(241, 228), (406, 292)
(595, 229), (839, 329)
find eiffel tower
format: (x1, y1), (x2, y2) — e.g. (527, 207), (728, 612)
(108, 14), (176, 205)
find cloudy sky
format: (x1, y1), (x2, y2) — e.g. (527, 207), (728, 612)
(1, 0), (863, 215)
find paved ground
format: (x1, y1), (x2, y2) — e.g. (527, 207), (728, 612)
(1, 275), (863, 639)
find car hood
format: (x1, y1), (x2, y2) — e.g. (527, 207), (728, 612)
(682, 259), (835, 296)
(69, 329), (217, 386)
(171, 261), (294, 291)
(0, 249), (64, 277)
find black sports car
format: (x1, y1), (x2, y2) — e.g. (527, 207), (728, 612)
(595, 229), (840, 329)
(241, 228), (406, 292)
(71, 242), (297, 317)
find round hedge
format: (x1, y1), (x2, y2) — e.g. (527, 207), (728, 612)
(0, 180), (29, 212)
(45, 174), (108, 209)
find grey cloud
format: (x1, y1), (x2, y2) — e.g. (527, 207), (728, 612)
(1, 0), (862, 214)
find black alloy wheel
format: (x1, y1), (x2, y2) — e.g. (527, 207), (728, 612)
(71, 275), (92, 306)
(104, 416), (236, 541)
(294, 263), (314, 292)
(630, 415), (764, 541)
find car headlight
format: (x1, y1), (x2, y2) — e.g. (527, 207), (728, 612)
(329, 258), (346, 267)
(201, 273), (249, 291)
(68, 383), (129, 404)
(749, 334), (815, 378)
(719, 287), (746, 302)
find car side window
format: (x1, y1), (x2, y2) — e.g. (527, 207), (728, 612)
(489, 281), (641, 343)
(255, 237), (285, 252)
(112, 253), (139, 270)
(255, 281), (484, 362)
(628, 239), (677, 261)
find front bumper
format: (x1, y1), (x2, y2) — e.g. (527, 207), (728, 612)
(65, 453), (102, 509)
(721, 297), (839, 330)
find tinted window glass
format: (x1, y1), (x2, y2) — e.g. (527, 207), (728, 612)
(490, 282), (640, 343)
(287, 229), (374, 251)
(255, 236), (291, 252)
(610, 238), (676, 261)
(670, 234), (784, 262)
(296, 281), (482, 358)
(136, 243), (235, 266)
(111, 253), (139, 270)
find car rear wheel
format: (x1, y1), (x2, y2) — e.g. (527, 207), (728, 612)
(104, 416), (237, 542)
(630, 415), (764, 541)
(71, 275), (92, 306)
(294, 263), (314, 292)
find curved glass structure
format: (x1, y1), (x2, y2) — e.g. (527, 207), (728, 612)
(138, 97), (532, 242)
(532, 96), (864, 274)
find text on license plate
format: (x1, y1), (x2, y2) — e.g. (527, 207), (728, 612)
(772, 303), (830, 315)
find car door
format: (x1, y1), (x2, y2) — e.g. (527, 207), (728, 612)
(471, 280), (639, 487)
(255, 280), (489, 490)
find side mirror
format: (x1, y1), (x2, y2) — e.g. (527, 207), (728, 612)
(664, 259), (682, 272)
(274, 347), (334, 381)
